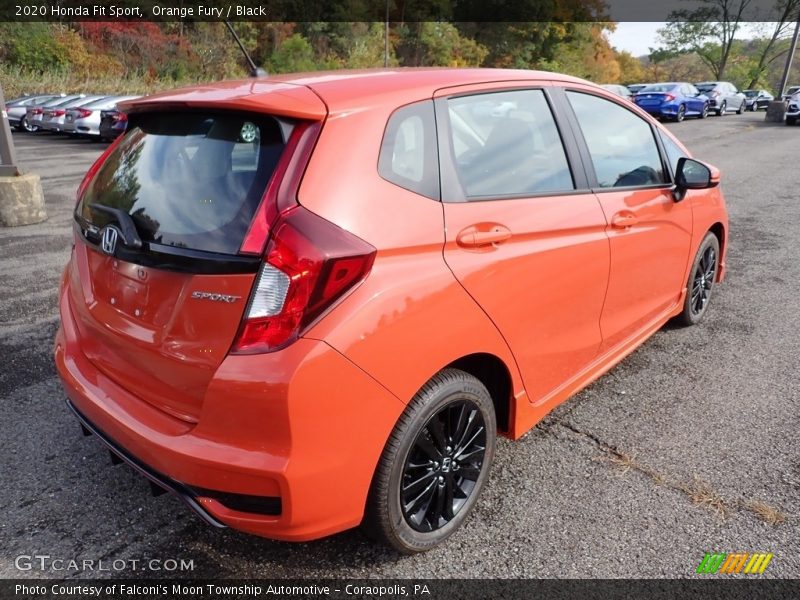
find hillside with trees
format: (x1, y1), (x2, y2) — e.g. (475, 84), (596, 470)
(1, 18), (799, 98)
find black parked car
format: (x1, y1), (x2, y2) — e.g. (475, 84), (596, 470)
(98, 109), (128, 141)
(743, 89), (774, 111)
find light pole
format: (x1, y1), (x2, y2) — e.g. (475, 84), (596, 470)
(0, 83), (19, 177)
(384, 1), (390, 67)
(778, 15), (800, 98)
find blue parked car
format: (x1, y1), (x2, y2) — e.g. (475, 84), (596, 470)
(633, 82), (710, 122)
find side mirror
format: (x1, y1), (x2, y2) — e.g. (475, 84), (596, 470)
(673, 157), (715, 202)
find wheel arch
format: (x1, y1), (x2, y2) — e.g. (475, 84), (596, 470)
(708, 222), (726, 280)
(445, 353), (513, 437)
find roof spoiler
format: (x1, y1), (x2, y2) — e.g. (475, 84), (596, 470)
(224, 21), (268, 78)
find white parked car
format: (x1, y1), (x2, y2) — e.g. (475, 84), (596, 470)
(785, 92), (800, 126)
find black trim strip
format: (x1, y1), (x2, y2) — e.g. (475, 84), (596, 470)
(73, 217), (261, 275)
(66, 399), (227, 529)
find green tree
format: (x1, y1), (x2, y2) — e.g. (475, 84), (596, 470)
(267, 33), (321, 73)
(657, 0), (753, 80)
(0, 23), (68, 71)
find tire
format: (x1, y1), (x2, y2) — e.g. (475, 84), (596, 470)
(19, 115), (38, 133)
(699, 103), (708, 119)
(749, 102), (756, 112)
(675, 105), (686, 122)
(787, 116), (797, 126)
(675, 232), (720, 326)
(364, 368), (496, 554)
(736, 100), (744, 114)
(716, 101), (726, 116)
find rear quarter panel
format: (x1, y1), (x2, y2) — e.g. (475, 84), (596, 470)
(297, 102), (529, 436)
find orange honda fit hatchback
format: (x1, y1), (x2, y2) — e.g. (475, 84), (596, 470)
(55, 68), (728, 553)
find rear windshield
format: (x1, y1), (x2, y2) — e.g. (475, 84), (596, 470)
(640, 84), (676, 93)
(78, 112), (288, 255)
(696, 84), (716, 92)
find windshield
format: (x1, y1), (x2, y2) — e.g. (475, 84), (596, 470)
(78, 112), (290, 255)
(695, 84), (716, 92)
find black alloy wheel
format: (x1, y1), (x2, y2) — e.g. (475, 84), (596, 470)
(401, 399), (487, 532)
(676, 232), (720, 326)
(364, 368), (496, 553)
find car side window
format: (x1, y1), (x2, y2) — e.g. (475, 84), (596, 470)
(566, 91), (666, 188)
(378, 100), (439, 200)
(444, 89), (574, 200)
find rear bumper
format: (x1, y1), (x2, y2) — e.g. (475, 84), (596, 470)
(55, 283), (404, 541)
(66, 399), (227, 528)
(637, 103), (672, 117)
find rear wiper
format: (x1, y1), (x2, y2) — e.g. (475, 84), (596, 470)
(88, 204), (143, 249)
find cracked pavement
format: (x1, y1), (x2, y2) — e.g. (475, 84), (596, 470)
(0, 111), (797, 578)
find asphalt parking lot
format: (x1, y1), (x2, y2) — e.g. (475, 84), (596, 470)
(1, 111), (798, 579)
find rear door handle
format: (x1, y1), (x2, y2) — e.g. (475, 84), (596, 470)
(610, 213), (638, 229)
(457, 225), (512, 248)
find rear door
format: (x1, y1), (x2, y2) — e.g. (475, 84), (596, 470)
(561, 88), (692, 352)
(435, 83), (611, 404)
(69, 108), (316, 422)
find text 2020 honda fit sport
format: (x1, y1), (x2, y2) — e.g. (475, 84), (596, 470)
(55, 69), (728, 553)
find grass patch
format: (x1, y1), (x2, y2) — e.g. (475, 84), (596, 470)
(743, 500), (787, 525)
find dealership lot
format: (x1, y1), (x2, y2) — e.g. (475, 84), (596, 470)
(1, 112), (798, 577)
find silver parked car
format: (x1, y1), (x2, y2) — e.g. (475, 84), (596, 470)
(25, 95), (85, 132)
(40, 96), (106, 133)
(62, 95), (140, 138)
(600, 84), (633, 100)
(695, 81), (747, 115)
(6, 94), (64, 131)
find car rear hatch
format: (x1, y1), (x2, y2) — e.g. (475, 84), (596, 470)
(68, 84), (327, 423)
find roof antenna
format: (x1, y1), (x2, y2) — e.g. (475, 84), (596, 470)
(224, 21), (268, 78)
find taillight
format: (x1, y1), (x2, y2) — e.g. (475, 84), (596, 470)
(239, 121), (320, 255)
(33, 108), (43, 115)
(231, 206), (376, 354)
(664, 94), (675, 102)
(53, 109), (66, 117)
(76, 135), (124, 203)
(76, 108), (92, 118)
